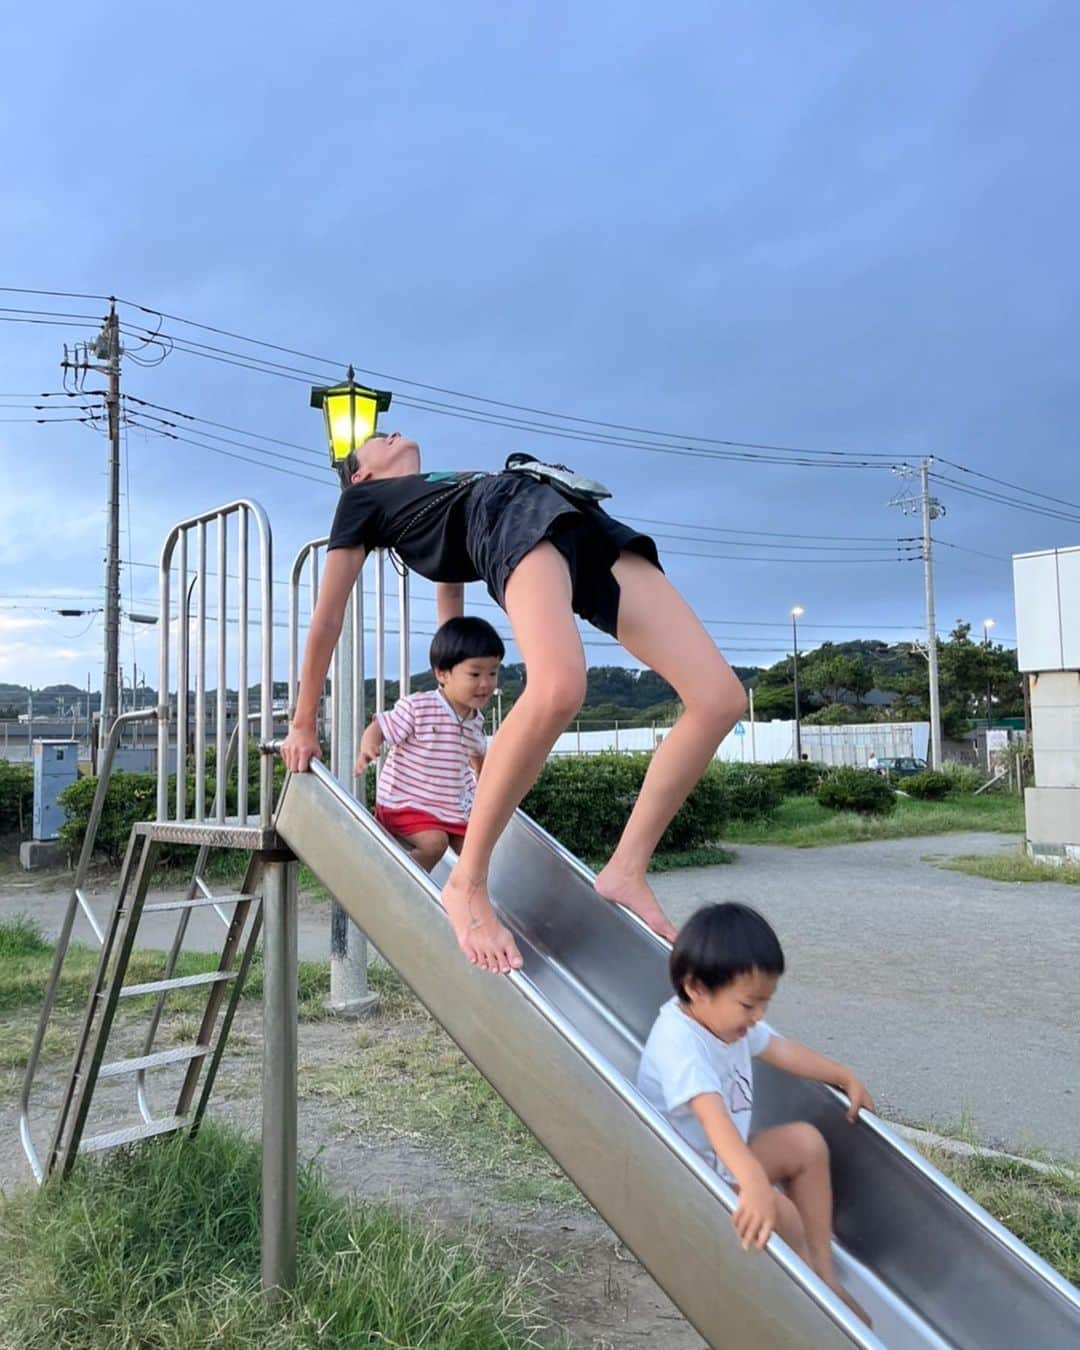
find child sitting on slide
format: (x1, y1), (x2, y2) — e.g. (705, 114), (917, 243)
(637, 902), (873, 1326)
(356, 616), (504, 872)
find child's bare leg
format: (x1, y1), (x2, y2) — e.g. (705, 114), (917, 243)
(594, 553), (746, 941)
(751, 1124), (871, 1327)
(401, 829), (450, 872)
(442, 544), (586, 973)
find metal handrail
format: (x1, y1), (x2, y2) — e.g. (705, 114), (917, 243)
(156, 499), (274, 829)
(19, 707), (156, 1183)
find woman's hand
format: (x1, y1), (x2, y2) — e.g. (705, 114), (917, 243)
(732, 1166), (778, 1251)
(280, 726), (322, 773)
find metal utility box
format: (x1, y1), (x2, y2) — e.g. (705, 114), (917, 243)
(32, 739), (78, 841)
(1013, 544), (1080, 672)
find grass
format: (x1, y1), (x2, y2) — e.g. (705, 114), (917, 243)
(935, 848), (1080, 887)
(720, 792), (1025, 848)
(0, 915), (334, 1074)
(0, 1122), (551, 1350)
(303, 1009), (582, 1210)
(915, 1143), (1080, 1286)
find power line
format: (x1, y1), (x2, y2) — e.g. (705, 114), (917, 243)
(934, 454), (1080, 514)
(931, 473), (1080, 527)
(115, 298), (900, 462)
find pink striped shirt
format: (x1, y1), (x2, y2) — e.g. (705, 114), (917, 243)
(375, 689), (487, 823)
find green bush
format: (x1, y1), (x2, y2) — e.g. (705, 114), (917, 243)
(0, 760), (33, 836)
(521, 754), (777, 858)
(762, 760), (829, 798)
(902, 770), (954, 800)
(711, 762), (782, 820)
(58, 771), (158, 863)
(815, 766), (896, 816)
(56, 745), (292, 865)
(940, 762), (985, 794)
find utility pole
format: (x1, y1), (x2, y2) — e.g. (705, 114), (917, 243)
(102, 304), (121, 742)
(890, 459), (945, 768)
(63, 302), (122, 745)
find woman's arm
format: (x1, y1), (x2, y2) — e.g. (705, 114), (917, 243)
(436, 582), (465, 626)
(757, 1037), (875, 1122)
(281, 545), (366, 771)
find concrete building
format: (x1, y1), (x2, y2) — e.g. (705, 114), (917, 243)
(1013, 544), (1080, 865)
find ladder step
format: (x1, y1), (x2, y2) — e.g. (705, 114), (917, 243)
(98, 1044), (210, 1079)
(81, 1115), (189, 1153)
(143, 893), (255, 914)
(119, 971), (237, 999)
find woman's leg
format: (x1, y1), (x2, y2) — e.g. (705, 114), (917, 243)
(442, 543), (586, 973)
(594, 552), (747, 939)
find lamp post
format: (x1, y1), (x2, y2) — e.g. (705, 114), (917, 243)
(982, 617), (995, 728)
(791, 606), (804, 761)
(310, 368), (392, 1017)
(309, 366), (392, 475)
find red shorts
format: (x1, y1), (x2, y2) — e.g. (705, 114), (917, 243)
(375, 804), (468, 849)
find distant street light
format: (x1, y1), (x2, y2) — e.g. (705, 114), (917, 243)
(982, 618), (996, 726)
(791, 606), (805, 761)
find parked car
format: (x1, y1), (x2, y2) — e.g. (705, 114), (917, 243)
(874, 756), (928, 779)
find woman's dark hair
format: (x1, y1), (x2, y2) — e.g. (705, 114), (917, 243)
(669, 903), (785, 1003)
(430, 616), (505, 672)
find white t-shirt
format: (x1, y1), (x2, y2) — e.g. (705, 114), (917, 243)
(636, 997), (775, 1179)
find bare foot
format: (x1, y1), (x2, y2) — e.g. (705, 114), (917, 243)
(441, 865), (524, 974)
(828, 1280), (872, 1329)
(594, 862), (678, 943)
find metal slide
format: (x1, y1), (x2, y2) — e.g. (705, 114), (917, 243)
(274, 762), (1080, 1350)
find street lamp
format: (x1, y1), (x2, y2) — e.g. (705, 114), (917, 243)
(310, 365), (393, 475)
(982, 618), (996, 726)
(310, 368), (393, 1020)
(791, 606), (805, 761)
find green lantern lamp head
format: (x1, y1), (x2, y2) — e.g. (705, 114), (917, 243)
(310, 365), (393, 469)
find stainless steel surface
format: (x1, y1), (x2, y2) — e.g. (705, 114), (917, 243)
(274, 765), (868, 1350)
(81, 1116), (188, 1153)
(74, 886), (105, 946)
(287, 536), (373, 1009)
(135, 821), (280, 849)
(194, 520), (207, 821)
(237, 508), (249, 824)
(351, 574), (364, 798)
(398, 566), (409, 695)
(216, 512), (228, 824)
(156, 499), (274, 830)
(261, 857), (299, 1298)
(174, 530), (188, 820)
(275, 763), (1080, 1349)
(118, 970), (236, 999)
(19, 708), (156, 1182)
(99, 1045), (209, 1079)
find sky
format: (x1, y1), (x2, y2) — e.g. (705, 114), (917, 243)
(2, 1), (1078, 699)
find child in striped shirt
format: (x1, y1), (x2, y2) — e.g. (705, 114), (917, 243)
(356, 616), (505, 871)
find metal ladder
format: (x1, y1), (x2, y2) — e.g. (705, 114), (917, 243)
(19, 712), (267, 1182)
(21, 498), (279, 1183)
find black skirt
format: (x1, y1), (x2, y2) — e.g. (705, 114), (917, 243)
(464, 473), (660, 637)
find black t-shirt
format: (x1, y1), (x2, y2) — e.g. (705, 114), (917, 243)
(326, 471), (488, 582)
